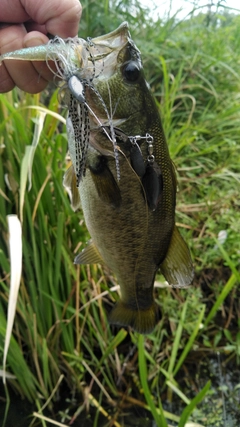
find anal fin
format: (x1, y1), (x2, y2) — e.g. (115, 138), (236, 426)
(160, 225), (194, 287)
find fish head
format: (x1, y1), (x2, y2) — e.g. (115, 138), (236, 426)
(73, 23), (156, 139)
(64, 22), (158, 182)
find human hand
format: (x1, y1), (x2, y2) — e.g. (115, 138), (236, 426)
(0, 0), (82, 93)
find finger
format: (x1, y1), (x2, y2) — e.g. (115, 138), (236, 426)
(0, 62), (15, 93)
(24, 21), (48, 34)
(0, 25), (49, 93)
(1, 0), (30, 22)
(21, 0), (82, 37)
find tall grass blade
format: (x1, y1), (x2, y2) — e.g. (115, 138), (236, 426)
(26, 105), (66, 124)
(173, 304), (205, 376)
(1, 381), (10, 427)
(214, 238), (240, 281)
(138, 334), (167, 426)
(185, 423), (205, 427)
(204, 273), (237, 328)
(0, 370), (16, 379)
(168, 301), (188, 379)
(2, 215), (22, 384)
(178, 381), (211, 427)
(166, 380), (190, 405)
(98, 328), (127, 366)
(32, 413), (68, 427)
(19, 111), (46, 222)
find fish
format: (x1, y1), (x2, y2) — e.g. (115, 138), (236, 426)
(0, 23), (194, 334)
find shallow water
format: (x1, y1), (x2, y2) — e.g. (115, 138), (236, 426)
(195, 356), (240, 427)
(1, 355), (239, 427)
(165, 354), (240, 427)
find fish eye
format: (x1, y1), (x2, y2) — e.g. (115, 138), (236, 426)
(123, 61), (140, 82)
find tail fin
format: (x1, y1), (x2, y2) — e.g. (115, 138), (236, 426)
(108, 300), (159, 334)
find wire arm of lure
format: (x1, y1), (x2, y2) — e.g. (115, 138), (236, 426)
(129, 134), (153, 143)
(84, 101), (117, 146)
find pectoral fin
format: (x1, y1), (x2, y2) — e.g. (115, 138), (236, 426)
(89, 156), (122, 208)
(160, 225), (194, 287)
(63, 163), (81, 211)
(74, 240), (104, 265)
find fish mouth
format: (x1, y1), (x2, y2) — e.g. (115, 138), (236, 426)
(91, 22), (130, 52)
(81, 22), (133, 81)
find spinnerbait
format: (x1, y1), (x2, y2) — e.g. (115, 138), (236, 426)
(127, 134), (163, 210)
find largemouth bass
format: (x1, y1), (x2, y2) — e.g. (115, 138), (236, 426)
(0, 23), (194, 334)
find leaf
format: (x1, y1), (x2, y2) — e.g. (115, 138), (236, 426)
(19, 111), (46, 222)
(138, 334), (167, 426)
(178, 381), (211, 427)
(204, 273), (237, 328)
(2, 215), (22, 384)
(0, 369), (16, 379)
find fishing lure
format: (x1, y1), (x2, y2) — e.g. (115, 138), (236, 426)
(66, 73), (120, 183)
(113, 130), (163, 210)
(67, 77), (90, 184)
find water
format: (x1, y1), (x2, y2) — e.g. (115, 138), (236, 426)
(0, 355), (239, 427)
(167, 354), (240, 427)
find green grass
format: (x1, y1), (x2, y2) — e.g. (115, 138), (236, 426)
(0, 1), (240, 426)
